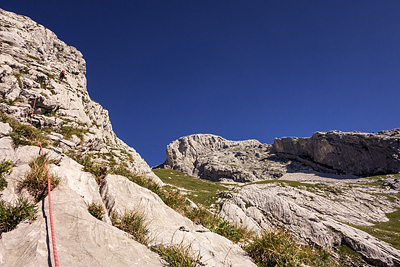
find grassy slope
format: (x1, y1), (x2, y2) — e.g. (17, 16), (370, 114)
(152, 169), (228, 206)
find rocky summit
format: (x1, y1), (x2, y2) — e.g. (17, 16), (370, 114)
(1, 7), (400, 267)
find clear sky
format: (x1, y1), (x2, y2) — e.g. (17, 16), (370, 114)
(2, 1), (400, 166)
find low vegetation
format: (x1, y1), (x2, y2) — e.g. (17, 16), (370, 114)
(0, 198), (37, 233)
(0, 159), (12, 191)
(185, 207), (252, 243)
(87, 202), (105, 221)
(151, 242), (204, 267)
(152, 169), (228, 206)
(0, 112), (49, 147)
(353, 208), (400, 250)
(58, 126), (88, 142)
(19, 154), (60, 202)
(244, 228), (336, 267)
(111, 210), (149, 245)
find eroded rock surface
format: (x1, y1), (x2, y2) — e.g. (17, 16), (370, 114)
(219, 179), (400, 267)
(272, 130), (400, 176)
(0, 8), (159, 183)
(101, 174), (256, 267)
(161, 134), (287, 182)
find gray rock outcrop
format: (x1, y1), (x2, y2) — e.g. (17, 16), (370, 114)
(161, 134), (287, 182)
(0, 145), (164, 267)
(0, 8), (160, 183)
(101, 174), (256, 267)
(219, 180), (400, 267)
(272, 130), (400, 176)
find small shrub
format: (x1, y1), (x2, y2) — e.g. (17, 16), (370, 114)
(0, 159), (12, 191)
(244, 228), (336, 267)
(0, 198), (37, 233)
(88, 202), (105, 220)
(111, 210), (149, 245)
(151, 242), (204, 267)
(20, 155), (60, 202)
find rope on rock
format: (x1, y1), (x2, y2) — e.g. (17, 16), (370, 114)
(30, 93), (60, 267)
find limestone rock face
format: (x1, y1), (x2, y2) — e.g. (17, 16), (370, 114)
(0, 8), (159, 183)
(272, 130), (400, 176)
(0, 143), (163, 267)
(219, 181), (400, 267)
(101, 174), (256, 267)
(162, 134), (287, 182)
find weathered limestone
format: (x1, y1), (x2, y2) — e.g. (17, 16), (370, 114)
(0, 8), (160, 184)
(101, 174), (256, 267)
(272, 130), (400, 176)
(161, 134), (286, 182)
(219, 181), (400, 267)
(0, 141), (164, 266)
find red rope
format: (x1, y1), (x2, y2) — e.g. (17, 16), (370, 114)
(39, 144), (60, 267)
(29, 93), (60, 266)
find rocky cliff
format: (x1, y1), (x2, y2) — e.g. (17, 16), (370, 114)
(161, 134), (287, 182)
(272, 130), (400, 176)
(0, 9), (256, 267)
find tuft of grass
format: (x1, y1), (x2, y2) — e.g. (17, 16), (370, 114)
(58, 126), (88, 142)
(111, 210), (149, 245)
(71, 154), (107, 184)
(26, 54), (40, 61)
(151, 242), (204, 267)
(336, 245), (368, 267)
(0, 112), (49, 147)
(87, 202), (105, 220)
(185, 207), (252, 243)
(20, 155), (60, 202)
(12, 73), (23, 89)
(0, 159), (12, 191)
(0, 198), (37, 233)
(152, 169), (228, 206)
(244, 228), (336, 267)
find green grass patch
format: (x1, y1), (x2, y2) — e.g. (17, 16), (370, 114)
(151, 242), (204, 267)
(111, 210), (149, 245)
(244, 228), (336, 267)
(0, 198), (37, 233)
(0, 112), (49, 147)
(336, 245), (368, 267)
(353, 208), (400, 250)
(87, 202), (105, 220)
(19, 154), (60, 202)
(0, 159), (12, 191)
(67, 153), (107, 184)
(58, 126), (88, 142)
(153, 169), (228, 206)
(185, 207), (252, 243)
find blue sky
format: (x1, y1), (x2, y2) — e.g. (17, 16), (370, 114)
(2, 1), (400, 166)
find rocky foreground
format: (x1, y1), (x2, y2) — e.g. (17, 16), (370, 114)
(160, 133), (400, 266)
